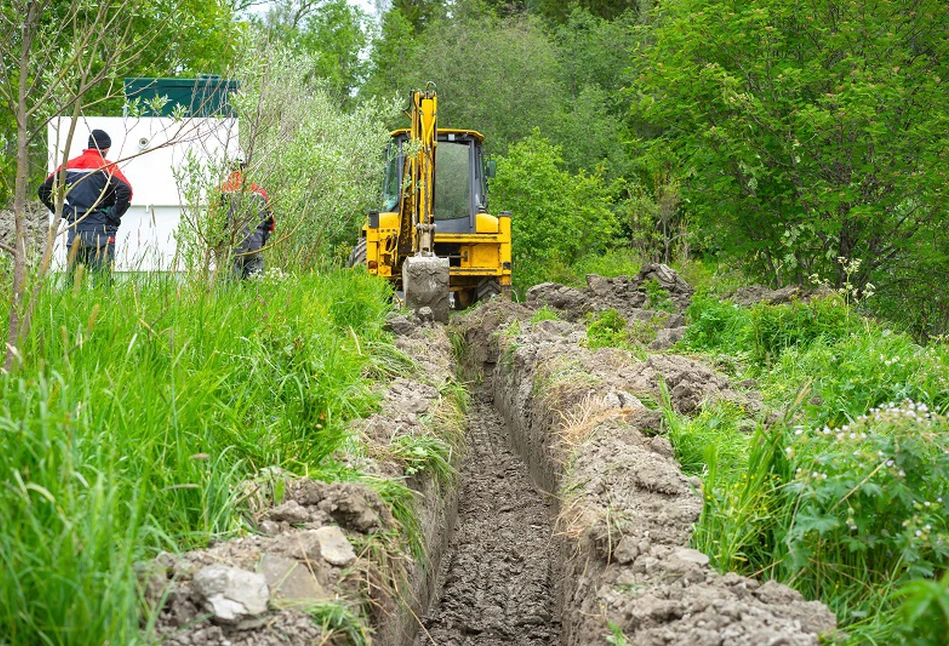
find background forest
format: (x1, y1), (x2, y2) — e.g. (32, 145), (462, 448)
(4, 0), (948, 341)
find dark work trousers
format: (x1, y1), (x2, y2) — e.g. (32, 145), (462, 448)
(66, 229), (115, 284)
(232, 228), (266, 279)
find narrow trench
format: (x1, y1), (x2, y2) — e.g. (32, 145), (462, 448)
(414, 393), (561, 646)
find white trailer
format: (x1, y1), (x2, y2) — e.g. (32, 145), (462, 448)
(47, 116), (239, 271)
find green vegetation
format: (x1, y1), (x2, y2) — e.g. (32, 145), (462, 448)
(672, 291), (949, 642)
(491, 132), (617, 294)
(584, 308), (633, 351)
(0, 270), (394, 643)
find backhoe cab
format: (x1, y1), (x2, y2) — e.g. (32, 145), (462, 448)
(350, 87), (512, 321)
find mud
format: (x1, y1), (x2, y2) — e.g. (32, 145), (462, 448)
(416, 397), (559, 645)
(452, 268), (837, 644)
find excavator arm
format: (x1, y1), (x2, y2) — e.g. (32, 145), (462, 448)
(400, 86), (451, 321)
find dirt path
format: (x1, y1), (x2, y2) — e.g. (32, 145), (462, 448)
(415, 395), (560, 646)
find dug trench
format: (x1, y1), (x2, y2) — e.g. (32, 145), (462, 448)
(141, 265), (838, 645)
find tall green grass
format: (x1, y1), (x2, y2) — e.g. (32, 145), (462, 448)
(0, 269), (393, 644)
(672, 293), (949, 643)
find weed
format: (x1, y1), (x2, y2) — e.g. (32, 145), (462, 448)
(643, 278), (675, 312)
(305, 600), (373, 645)
(0, 270), (395, 643)
(530, 305), (561, 323)
(605, 621), (629, 645)
(584, 309), (633, 351)
(390, 433), (455, 487)
(895, 570), (949, 643)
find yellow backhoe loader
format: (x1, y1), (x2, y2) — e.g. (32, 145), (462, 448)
(349, 86), (512, 321)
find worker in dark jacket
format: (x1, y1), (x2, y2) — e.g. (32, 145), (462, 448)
(38, 129), (133, 277)
(218, 157), (274, 278)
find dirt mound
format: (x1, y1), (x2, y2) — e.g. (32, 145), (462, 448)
(143, 320), (463, 645)
(452, 268), (836, 644)
(726, 284), (833, 307)
(145, 480), (391, 645)
(525, 263), (693, 323)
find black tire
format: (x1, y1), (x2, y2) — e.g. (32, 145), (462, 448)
(476, 278), (501, 303)
(347, 238), (367, 268)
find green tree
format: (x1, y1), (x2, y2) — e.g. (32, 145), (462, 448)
(491, 132), (617, 291)
(633, 0), (949, 299)
(176, 31), (395, 274)
(360, 7), (419, 102)
(259, 0), (369, 100)
(393, 8), (564, 155)
(391, 0), (447, 32)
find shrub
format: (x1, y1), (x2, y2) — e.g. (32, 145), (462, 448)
(491, 131), (617, 294)
(748, 295), (858, 365)
(782, 401), (949, 599)
(584, 309), (630, 351)
(682, 294), (752, 353)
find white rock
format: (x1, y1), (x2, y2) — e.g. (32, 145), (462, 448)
(193, 564), (269, 623)
(315, 525), (357, 567)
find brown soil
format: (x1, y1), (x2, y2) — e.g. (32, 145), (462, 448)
(415, 396), (559, 645)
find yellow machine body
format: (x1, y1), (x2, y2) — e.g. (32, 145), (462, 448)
(354, 88), (512, 309)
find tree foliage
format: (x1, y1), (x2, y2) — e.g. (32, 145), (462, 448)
(176, 31), (395, 274)
(491, 132), (616, 291)
(633, 0), (949, 298)
(258, 0), (369, 100)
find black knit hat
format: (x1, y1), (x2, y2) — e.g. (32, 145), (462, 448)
(88, 129), (112, 151)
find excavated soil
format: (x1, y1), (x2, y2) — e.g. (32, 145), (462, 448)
(416, 397), (559, 645)
(139, 264), (838, 645)
(450, 265), (837, 645)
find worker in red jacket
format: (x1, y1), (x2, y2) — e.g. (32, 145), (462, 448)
(38, 129), (133, 277)
(218, 156), (274, 278)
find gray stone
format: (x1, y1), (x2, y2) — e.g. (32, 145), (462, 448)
(586, 274), (613, 297)
(192, 564), (269, 624)
(315, 525), (357, 567)
(603, 389), (643, 410)
(384, 314), (416, 336)
(268, 500), (310, 524)
(260, 554), (329, 607)
(612, 536), (640, 565)
(672, 547), (710, 567)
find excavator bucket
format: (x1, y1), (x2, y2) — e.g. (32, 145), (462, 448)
(403, 255), (450, 322)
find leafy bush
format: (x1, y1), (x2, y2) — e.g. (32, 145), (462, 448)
(896, 571), (949, 644)
(584, 309), (630, 351)
(674, 292), (949, 641)
(643, 278), (675, 312)
(749, 295), (859, 365)
(176, 31), (396, 275)
(491, 131), (618, 293)
(774, 401), (949, 633)
(772, 325), (949, 427)
(784, 402), (949, 585)
(682, 294), (752, 352)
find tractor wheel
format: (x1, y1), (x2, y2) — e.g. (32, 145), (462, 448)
(476, 278), (501, 303)
(454, 288), (476, 310)
(347, 238), (367, 268)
